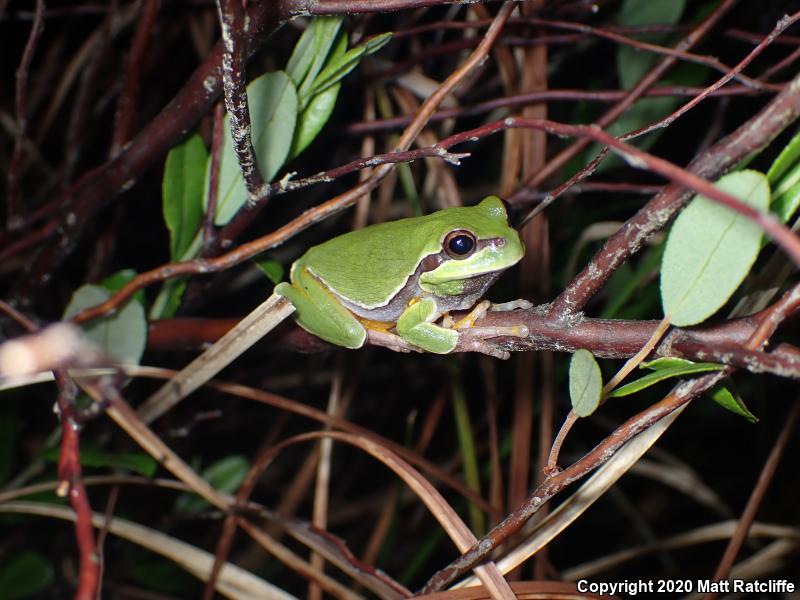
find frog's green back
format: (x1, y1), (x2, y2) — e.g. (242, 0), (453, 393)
(300, 196), (514, 308)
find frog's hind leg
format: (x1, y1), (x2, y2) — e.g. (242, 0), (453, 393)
(275, 269), (367, 349)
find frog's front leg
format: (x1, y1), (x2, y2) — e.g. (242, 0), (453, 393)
(445, 299), (531, 359)
(396, 297), (459, 354)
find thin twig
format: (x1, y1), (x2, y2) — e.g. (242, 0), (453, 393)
(7, 0), (44, 230)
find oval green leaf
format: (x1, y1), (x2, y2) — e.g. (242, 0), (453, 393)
(569, 349), (603, 417)
(661, 170), (770, 327)
(63, 285), (147, 365)
(163, 134), (207, 260)
(213, 71), (298, 226)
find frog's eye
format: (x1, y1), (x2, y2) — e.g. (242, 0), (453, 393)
(444, 230), (476, 258)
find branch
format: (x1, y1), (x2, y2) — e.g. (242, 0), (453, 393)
(70, 99), (800, 324)
(344, 85), (771, 136)
(217, 0), (265, 199)
(9, 1), (289, 307)
(514, 0), (739, 195)
(552, 71), (800, 316)
(54, 373), (101, 600)
(418, 284), (800, 593)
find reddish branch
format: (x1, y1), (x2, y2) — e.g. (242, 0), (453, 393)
(0, 304), (103, 597)
(147, 301), (800, 379)
(344, 85), (771, 135)
(420, 373), (726, 594)
(70, 94), (800, 325)
(419, 283), (800, 594)
(622, 12), (800, 140)
(552, 73), (800, 316)
(6, 0), (516, 308)
(517, 0), (738, 195)
(54, 373), (100, 600)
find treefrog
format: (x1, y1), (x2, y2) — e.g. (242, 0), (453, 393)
(275, 196), (529, 356)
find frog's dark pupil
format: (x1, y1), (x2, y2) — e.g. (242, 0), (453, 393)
(448, 234), (474, 255)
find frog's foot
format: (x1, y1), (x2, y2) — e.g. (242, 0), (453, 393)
(452, 300), (491, 330)
(454, 324), (530, 360)
(366, 329), (422, 354)
(449, 299), (532, 330)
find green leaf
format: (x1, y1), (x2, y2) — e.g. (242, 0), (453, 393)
(766, 127), (800, 185)
(254, 258), (284, 285)
(63, 285), (147, 365)
(296, 19), (345, 101)
(286, 23), (321, 87)
(213, 71), (298, 226)
(707, 383), (758, 423)
(569, 349), (603, 417)
(608, 362), (725, 398)
(362, 31), (393, 55)
(306, 32), (391, 101)
(287, 17), (343, 89)
(0, 551), (54, 599)
(149, 231), (201, 320)
(616, 0), (686, 89)
(163, 134), (208, 260)
(101, 268), (147, 309)
(175, 455), (250, 513)
(660, 170), (770, 327)
(151, 277), (187, 320)
(641, 356), (695, 370)
(772, 179), (800, 224)
(301, 31), (348, 105)
(310, 46), (365, 98)
(42, 446), (158, 477)
(291, 82), (341, 158)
